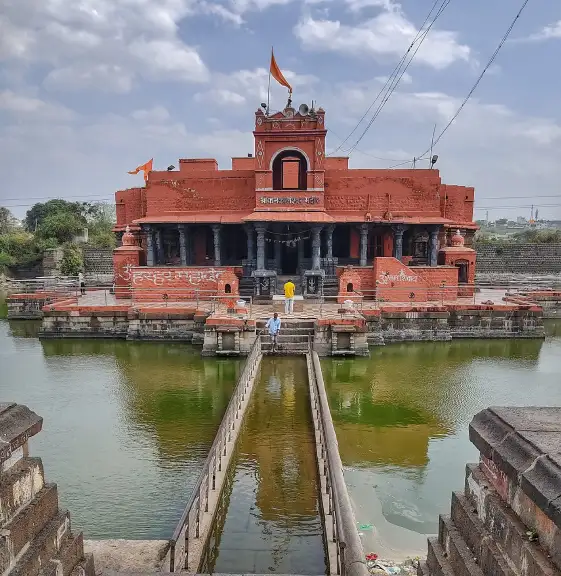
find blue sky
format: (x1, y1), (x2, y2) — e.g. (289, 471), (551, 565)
(1, 0), (560, 220)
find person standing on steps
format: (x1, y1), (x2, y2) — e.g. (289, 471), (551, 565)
(78, 271), (86, 296)
(284, 278), (295, 315)
(265, 312), (281, 353)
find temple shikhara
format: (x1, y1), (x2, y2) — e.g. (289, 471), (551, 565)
(113, 102), (477, 303)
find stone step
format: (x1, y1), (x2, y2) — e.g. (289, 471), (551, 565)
(464, 464), (560, 576)
(256, 320), (315, 329)
(261, 334), (310, 343)
(261, 343), (309, 353)
(43, 532), (88, 576)
(450, 492), (517, 576)
(0, 457), (45, 525)
(417, 561), (430, 576)
(0, 483), (59, 573)
(426, 538), (456, 576)
(70, 554), (96, 576)
(8, 510), (70, 576)
(438, 515), (485, 576)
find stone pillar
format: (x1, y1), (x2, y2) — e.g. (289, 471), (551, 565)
(429, 226), (440, 266)
(154, 227), (163, 265)
(298, 235), (305, 271)
(312, 225), (323, 270)
(244, 224), (255, 262)
(393, 225), (406, 261)
(255, 223), (267, 270)
(274, 230), (281, 273)
(144, 225), (155, 267)
(211, 224), (221, 266)
(178, 224), (187, 266)
(359, 224), (368, 267)
(326, 224), (335, 259)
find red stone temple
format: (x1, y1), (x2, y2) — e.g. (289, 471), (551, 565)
(113, 104), (477, 302)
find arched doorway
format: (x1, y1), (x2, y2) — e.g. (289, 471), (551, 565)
(455, 259), (469, 284)
(272, 150), (308, 190)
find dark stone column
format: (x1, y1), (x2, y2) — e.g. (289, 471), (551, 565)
(298, 234), (305, 271)
(312, 225), (323, 270)
(392, 225), (406, 261)
(154, 227), (163, 265)
(359, 224), (368, 267)
(244, 224), (255, 262)
(255, 223), (267, 270)
(144, 225), (154, 266)
(211, 224), (221, 266)
(274, 228), (281, 273)
(429, 226), (440, 266)
(178, 224), (187, 266)
(326, 224), (335, 259)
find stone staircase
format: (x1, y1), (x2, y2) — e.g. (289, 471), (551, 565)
(0, 403), (95, 576)
(323, 275), (339, 297)
(276, 275), (302, 295)
(419, 408), (561, 576)
(257, 319), (314, 354)
(239, 276), (254, 299)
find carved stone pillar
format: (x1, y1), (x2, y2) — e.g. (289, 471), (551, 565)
(429, 226), (440, 266)
(154, 227), (163, 265)
(255, 223), (267, 270)
(312, 225), (323, 270)
(211, 224), (221, 266)
(178, 224), (187, 266)
(274, 230), (281, 273)
(325, 224), (335, 259)
(244, 224), (255, 262)
(144, 225), (154, 267)
(359, 224), (368, 267)
(393, 225), (406, 261)
(298, 235), (305, 272)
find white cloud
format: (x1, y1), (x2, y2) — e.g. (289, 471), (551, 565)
(0, 90), (75, 121)
(0, 0), (209, 93)
(521, 20), (561, 42)
(194, 89), (247, 105)
(294, 6), (471, 70)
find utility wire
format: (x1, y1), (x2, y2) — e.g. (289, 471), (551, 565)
(329, 0), (446, 156)
(347, 0), (452, 156)
(416, 0), (531, 159)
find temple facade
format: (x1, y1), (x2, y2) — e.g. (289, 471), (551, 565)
(113, 105), (477, 302)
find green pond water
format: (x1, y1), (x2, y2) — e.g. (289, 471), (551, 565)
(1, 294), (560, 561)
(204, 358), (327, 575)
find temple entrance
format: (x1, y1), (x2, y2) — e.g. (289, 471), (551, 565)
(281, 242), (298, 274)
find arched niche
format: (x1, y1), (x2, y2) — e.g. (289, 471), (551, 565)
(271, 149), (308, 190)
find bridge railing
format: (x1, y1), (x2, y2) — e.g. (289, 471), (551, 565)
(307, 350), (369, 576)
(167, 336), (262, 572)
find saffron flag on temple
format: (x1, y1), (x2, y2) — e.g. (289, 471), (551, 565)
(270, 49), (292, 94)
(128, 159), (153, 182)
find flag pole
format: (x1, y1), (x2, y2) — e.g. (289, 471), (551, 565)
(267, 47), (272, 116)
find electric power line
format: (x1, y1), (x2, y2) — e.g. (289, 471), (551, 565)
(329, 0), (446, 157)
(347, 0), (453, 156)
(416, 0), (531, 159)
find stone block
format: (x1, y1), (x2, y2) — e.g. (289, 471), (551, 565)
(0, 457), (45, 525)
(9, 510), (71, 576)
(0, 483), (59, 573)
(438, 515), (485, 576)
(43, 532), (87, 576)
(0, 403), (43, 469)
(426, 537), (456, 576)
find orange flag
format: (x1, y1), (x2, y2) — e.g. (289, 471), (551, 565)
(270, 49), (292, 94)
(128, 159), (153, 182)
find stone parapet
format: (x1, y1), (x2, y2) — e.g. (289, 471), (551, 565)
(419, 407), (561, 576)
(0, 403), (95, 576)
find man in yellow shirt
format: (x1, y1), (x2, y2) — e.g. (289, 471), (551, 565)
(284, 279), (296, 315)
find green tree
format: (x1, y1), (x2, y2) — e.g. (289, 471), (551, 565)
(24, 199), (91, 232)
(0, 207), (19, 234)
(60, 243), (84, 276)
(39, 211), (85, 244)
(87, 203), (116, 248)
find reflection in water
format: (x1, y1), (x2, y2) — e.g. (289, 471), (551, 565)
(205, 358), (327, 575)
(322, 327), (561, 560)
(1, 321), (240, 539)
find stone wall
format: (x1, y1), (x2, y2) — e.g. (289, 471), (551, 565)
(0, 402), (95, 575)
(83, 247), (113, 285)
(476, 243), (561, 273)
(419, 407), (561, 576)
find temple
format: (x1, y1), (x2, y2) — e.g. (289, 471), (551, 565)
(113, 104), (477, 302)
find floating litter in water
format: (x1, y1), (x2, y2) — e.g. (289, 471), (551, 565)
(358, 523), (373, 531)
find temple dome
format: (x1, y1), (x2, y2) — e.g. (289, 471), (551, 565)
(451, 229), (464, 247)
(122, 225), (135, 246)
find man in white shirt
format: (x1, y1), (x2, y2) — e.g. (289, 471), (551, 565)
(265, 312), (281, 353)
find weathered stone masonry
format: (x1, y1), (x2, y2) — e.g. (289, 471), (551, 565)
(476, 243), (561, 274)
(0, 402), (95, 576)
(419, 406), (561, 576)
